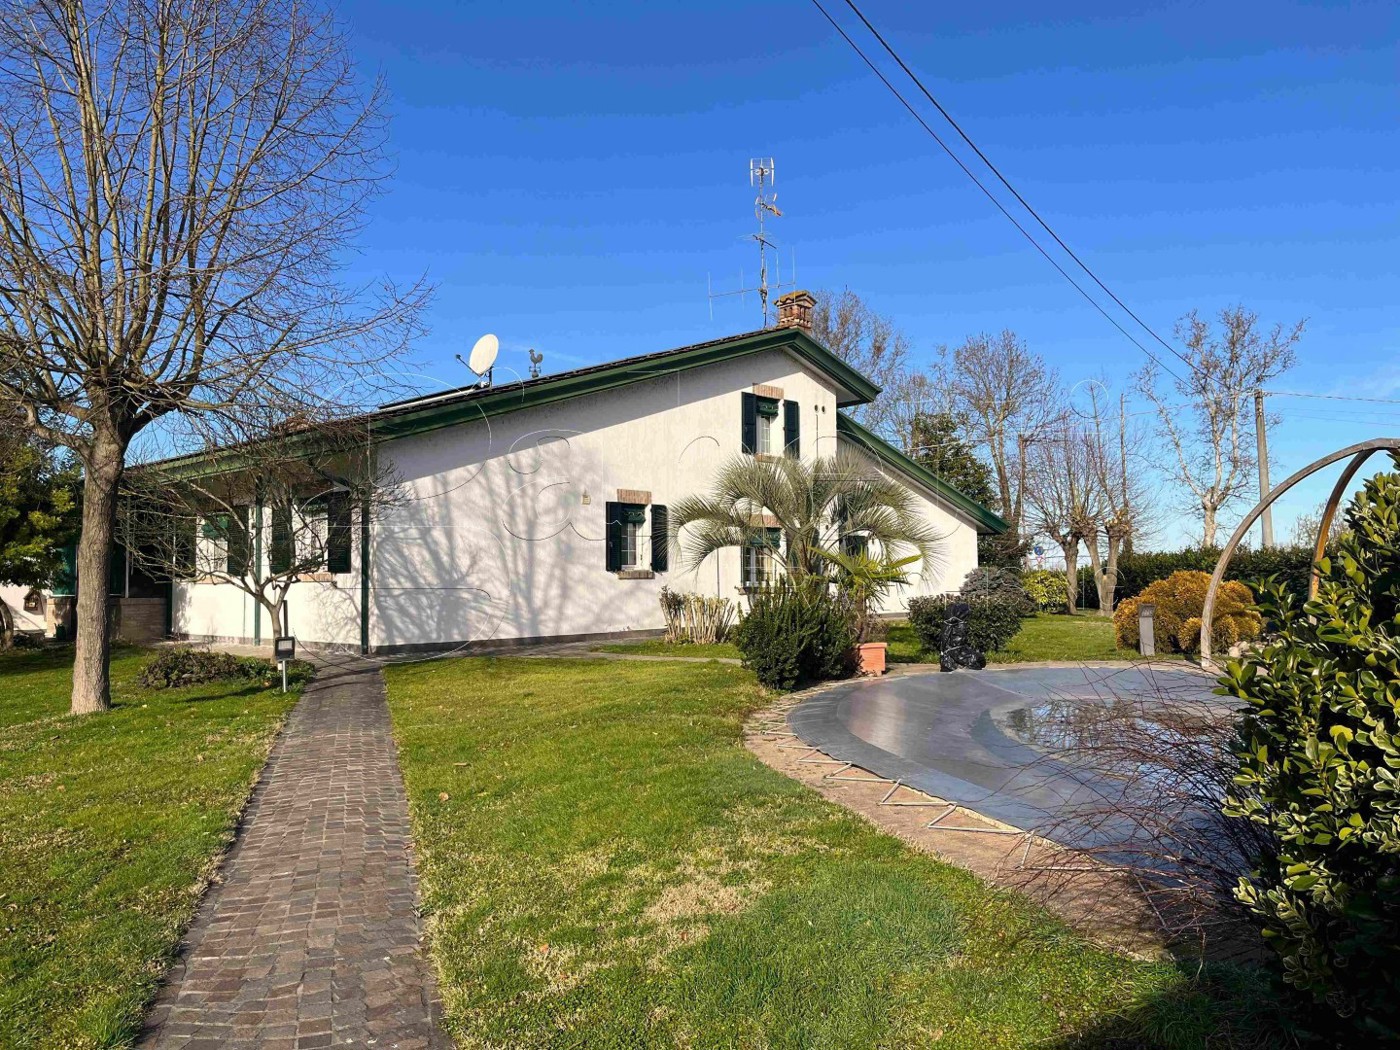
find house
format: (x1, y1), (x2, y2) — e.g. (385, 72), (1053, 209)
(149, 291), (1007, 653)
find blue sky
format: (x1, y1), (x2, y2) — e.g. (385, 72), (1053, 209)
(339, 0), (1399, 547)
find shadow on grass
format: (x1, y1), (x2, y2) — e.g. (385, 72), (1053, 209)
(1052, 963), (1313, 1050)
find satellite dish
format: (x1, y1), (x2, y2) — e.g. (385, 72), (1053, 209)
(467, 333), (499, 377)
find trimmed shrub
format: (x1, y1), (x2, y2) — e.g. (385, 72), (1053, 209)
(1021, 568), (1066, 612)
(138, 647), (315, 690)
(1222, 462), (1400, 1037)
(907, 595), (1025, 656)
(1112, 570), (1260, 655)
(732, 577), (856, 691)
(958, 566), (1036, 618)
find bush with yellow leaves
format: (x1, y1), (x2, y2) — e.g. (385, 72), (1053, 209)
(1113, 569), (1261, 654)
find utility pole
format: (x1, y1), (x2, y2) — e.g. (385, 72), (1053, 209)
(1254, 389), (1274, 548)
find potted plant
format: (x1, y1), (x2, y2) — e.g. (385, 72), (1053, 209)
(824, 549), (919, 675)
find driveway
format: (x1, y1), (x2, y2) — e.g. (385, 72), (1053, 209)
(790, 664), (1223, 850)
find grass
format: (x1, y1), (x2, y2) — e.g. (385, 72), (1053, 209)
(888, 611), (1160, 665)
(385, 656), (1282, 1049)
(0, 645), (298, 1050)
(593, 639), (741, 660)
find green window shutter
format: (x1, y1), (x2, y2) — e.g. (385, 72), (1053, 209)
(783, 400), (800, 458)
(227, 506), (252, 576)
(741, 392), (757, 454)
(651, 504), (669, 573)
(326, 492), (352, 573)
(605, 501), (623, 572)
(269, 505), (293, 574)
(201, 514), (230, 540)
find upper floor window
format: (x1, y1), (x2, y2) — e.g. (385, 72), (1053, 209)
(742, 392), (799, 458)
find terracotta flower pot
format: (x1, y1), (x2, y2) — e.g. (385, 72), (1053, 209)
(856, 641), (887, 676)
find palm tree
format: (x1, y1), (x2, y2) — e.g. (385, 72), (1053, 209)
(669, 451), (944, 582)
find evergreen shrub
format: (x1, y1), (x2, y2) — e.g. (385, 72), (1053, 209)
(1223, 460), (1400, 1038)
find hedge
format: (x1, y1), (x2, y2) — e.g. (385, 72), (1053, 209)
(1077, 543), (1320, 610)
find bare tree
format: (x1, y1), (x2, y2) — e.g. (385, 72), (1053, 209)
(1025, 429), (1096, 614)
(0, 0), (426, 712)
(811, 288), (921, 440)
(1288, 498), (1350, 549)
(1138, 307), (1303, 547)
(1080, 386), (1152, 615)
(119, 423), (399, 642)
(941, 331), (1063, 549)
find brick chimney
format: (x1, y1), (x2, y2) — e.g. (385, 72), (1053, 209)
(774, 290), (816, 332)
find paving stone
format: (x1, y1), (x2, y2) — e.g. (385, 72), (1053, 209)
(140, 663), (449, 1048)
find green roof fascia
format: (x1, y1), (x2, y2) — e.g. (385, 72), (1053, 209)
(835, 412), (1010, 535)
(132, 428), (351, 482)
(370, 328), (879, 442)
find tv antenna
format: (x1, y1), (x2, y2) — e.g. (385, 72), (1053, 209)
(455, 333), (499, 388)
(709, 158), (796, 327)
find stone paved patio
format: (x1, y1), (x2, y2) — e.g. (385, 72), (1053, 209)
(139, 663), (448, 1050)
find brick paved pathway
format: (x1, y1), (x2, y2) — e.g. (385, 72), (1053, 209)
(139, 663), (448, 1050)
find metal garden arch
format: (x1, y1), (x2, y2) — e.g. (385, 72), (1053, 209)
(1199, 438), (1400, 667)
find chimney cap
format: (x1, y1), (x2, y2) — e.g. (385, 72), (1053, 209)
(774, 289), (816, 332)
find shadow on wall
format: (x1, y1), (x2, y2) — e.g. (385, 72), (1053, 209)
(370, 433), (605, 650)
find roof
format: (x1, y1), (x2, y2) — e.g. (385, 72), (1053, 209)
(142, 328), (1010, 536)
(370, 326), (878, 440)
(144, 326), (879, 477)
(835, 412), (1010, 535)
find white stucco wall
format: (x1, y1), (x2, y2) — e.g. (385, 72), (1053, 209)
(172, 532), (361, 648)
(368, 347), (983, 650)
(168, 345), (987, 651)
(0, 584), (46, 634)
(834, 445), (981, 615)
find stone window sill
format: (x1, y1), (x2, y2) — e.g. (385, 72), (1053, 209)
(616, 569), (655, 580)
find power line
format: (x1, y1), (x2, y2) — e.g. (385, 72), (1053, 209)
(810, 0), (1194, 383)
(1264, 389), (1400, 406)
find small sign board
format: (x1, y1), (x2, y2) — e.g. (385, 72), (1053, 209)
(274, 636), (297, 661)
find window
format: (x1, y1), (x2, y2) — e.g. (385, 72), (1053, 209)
(755, 397), (778, 454)
(297, 505), (328, 569)
(741, 392), (783, 456)
(605, 502), (647, 572)
(743, 528), (782, 588)
(621, 516), (641, 569)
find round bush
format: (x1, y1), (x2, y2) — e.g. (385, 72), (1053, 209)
(733, 577), (855, 691)
(1113, 570), (1260, 655)
(1021, 569), (1065, 612)
(907, 595), (1025, 656)
(959, 566), (1036, 618)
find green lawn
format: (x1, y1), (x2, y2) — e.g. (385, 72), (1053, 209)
(888, 611), (1155, 664)
(385, 656), (1280, 1049)
(593, 639), (741, 660)
(0, 646), (298, 1050)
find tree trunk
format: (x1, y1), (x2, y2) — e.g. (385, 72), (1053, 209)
(0, 598), (13, 650)
(1202, 503), (1218, 548)
(1096, 536), (1121, 616)
(1084, 530), (1113, 617)
(70, 432), (126, 714)
(1060, 541), (1080, 615)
